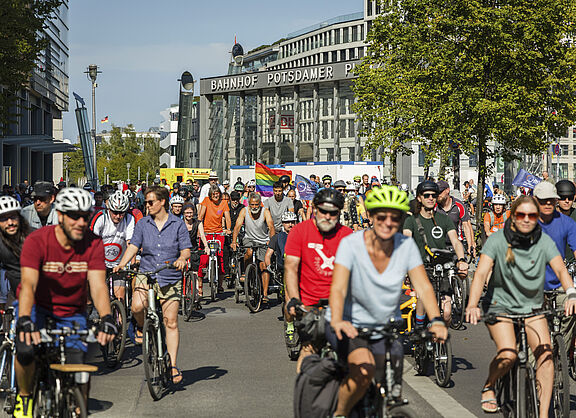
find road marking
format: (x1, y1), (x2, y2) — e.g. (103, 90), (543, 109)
(402, 360), (477, 418)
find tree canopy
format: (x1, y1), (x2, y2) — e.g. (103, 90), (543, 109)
(353, 0), (576, 196)
(0, 0), (62, 134)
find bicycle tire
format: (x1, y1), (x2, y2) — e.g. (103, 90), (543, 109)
(413, 341), (429, 376)
(433, 339), (452, 387)
(525, 365), (539, 418)
(568, 336), (576, 381)
(61, 386), (87, 418)
(244, 264), (262, 313)
(143, 318), (164, 401)
(0, 342), (12, 392)
(449, 276), (467, 330)
(233, 257), (242, 303)
(209, 258), (217, 302)
(387, 405), (418, 418)
(495, 373), (514, 418)
(103, 299), (127, 368)
(33, 377), (54, 418)
(552, 334), (570, 418)
(183, 272), (194, 321)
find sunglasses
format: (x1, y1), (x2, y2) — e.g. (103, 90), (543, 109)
(0, 213), (18, 222)
(145, 200), (157, 206)
(374, 212), (403, 223)
(559, 195), (575, 201)
(66, 212), (91, 221)
(111, 210), (125, 216)
(423, 193), (437, 199)
(317, 207), (339, 216)
(537, 198), (556, 206)
(514, 211), (539, 221)
(335, 187), (345, 191)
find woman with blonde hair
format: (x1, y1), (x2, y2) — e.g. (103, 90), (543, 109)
(466, 195), (576, 414)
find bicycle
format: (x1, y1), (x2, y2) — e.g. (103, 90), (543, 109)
(243, 243), (267, 313)
(565, 261), (576, 382)
(34, 323), (99, 418)
(485, 311), (552, 418)
(0, 307), (16, 414)
(123, 264), (175, 401)
(99, 270), (129, 368)
(543, 292), (570, 418)
(181, 260), (202, 322)
(205, 233), (226, 302)
(229, 249), (243, 304)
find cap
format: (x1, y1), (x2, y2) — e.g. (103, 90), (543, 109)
(371, 176), (379, 185)
(437, 180), (450, 192)
(209, 171), (219, 179)
(333, 180), (346, 188)
(533, 181), (559, 200)
(31, 181), (55, 197)
(223, 180), (230, 185)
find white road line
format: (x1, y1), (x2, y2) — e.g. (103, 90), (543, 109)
(402, 360), (477, 418)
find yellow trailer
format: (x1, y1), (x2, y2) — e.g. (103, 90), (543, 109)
(160, 168), (211, 184)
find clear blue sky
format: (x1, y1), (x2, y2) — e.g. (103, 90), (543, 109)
(63, 0), (362, 141)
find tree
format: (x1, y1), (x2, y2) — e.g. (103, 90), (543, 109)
(0, 0), (62, 134)
(353, 0), (576, 225)
(64, 144), (88, 185)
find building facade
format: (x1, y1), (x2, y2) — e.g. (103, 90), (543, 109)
(1, 1), (74, 186)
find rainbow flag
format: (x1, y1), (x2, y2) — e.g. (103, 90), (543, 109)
(255, 162), (291, 197)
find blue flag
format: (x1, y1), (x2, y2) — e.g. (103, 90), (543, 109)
(512, 169), (541, 189)
(295, 175), (318, 200)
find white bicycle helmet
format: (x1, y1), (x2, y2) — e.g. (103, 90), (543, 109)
(0, 196), (21, 216)
(54, 188), (93, 213)
(492, 194), (506, 205)
(107, 191), (130, 212)
(281, 211), (297, 222)
(170, 195), (185, 206)
(246, 180), (256, 187)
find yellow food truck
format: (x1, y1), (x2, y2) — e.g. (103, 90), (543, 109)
(159, 168), (211, 184)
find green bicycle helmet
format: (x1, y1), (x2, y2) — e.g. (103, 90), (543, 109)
(364, 185), (410, 213)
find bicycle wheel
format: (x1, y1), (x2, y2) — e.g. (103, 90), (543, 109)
(209, 259), (217, 302)
(142, 318), (164, 401)
(551, 334), (570, 418)
(568, 336), (576, 381)
(233, 257), (242, 303)
(244, 263), (262, 313)
(0, 342), (14, 414)
(103, 299), (127, 368)
(33, 377), (55, 418)
(433, 339), (452, 387)
(413, 341), (429, 376)
(449, 276), (467, 330)
(522, 366), (539, 418)
(495, 373), (514, 418)
(61, 386), (87, 418)
(388, 405), (418, 418)
(183, 272), (194, 321)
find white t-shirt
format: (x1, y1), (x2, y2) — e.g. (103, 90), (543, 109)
(326, 231), (422, 327)
(199, 183), (225, 202)
(91, 210), (135, 268)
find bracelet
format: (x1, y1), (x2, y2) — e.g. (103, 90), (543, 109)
(457, 258), (467, 263)
(566, 287), (576, 296)
(429, 317), (446, 326)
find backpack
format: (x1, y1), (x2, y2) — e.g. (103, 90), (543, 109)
(488, 211), (508, 231)
(294, 354), (344, 418)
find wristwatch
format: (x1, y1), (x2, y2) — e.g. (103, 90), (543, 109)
(457, 258), (467, 263)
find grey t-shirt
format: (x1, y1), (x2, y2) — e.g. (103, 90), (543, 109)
(326, 231), (423, 327)
(264, 196), (293, 232)
(482, 229), (559, 314)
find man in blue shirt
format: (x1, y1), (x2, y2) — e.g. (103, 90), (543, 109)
(534, 181), (576, 353)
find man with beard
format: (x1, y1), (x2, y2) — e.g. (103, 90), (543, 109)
(14, 188), (116, 417)
(21, 182), (58, 229)
(231, 193), (275, 306)
(0, 196), (32, 298)
(284, 188), (353, 371)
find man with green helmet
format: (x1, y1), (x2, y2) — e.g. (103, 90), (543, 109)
(403, 180), (469, 326)
(327, 185), (447, 417)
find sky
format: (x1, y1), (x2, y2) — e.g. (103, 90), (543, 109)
(63, 0), (363, 142)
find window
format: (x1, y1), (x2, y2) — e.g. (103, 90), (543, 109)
(343, 27), (349, 43)
(335, 29), (340, 44)
(352, 26), (358, 42)
(572, 127), (576, 138)
(326, 148), (334, 161)
(469, 150), (478, 167)
(561, 144), (569, 155)
(367, 0), (372, 16)
(573, 144), (576, 155)
(418, 145), (426, 167)
(551, 163), (568, 179)
(349, 147), (355, 161)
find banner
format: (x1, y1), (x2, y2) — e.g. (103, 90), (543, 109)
(295, 175), (318, 200)
(255, 162), (292, 197)
(512, 169), (541, 189)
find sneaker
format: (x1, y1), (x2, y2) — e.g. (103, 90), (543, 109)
(284, 321), (299, 347)
(13, 394), (32, 418)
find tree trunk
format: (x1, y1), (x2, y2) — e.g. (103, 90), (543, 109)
(390, 149), (398, 184)
(453, 147), (460, 190)
(475, 135), (488, 244)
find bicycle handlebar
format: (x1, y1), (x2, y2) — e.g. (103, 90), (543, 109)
(121, 263), (176, 277)
(39, 325), (99, 344)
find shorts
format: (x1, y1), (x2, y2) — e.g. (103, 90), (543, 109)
(242, 239), (267, 261)
(134, 274), (182, 301)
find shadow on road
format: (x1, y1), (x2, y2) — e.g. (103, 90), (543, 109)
(177, 365), (228, 388)
(88, 398), (113, 414)
(452, 356), (475, 373)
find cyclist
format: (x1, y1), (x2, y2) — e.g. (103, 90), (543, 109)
(170, 194), (185, 218)
(483, 194), (510, 237)
(231, 192), (275, 305)
(198, 185), (231, 293)
(21, 181), (58, 229)
(0, 196), (32, 297)
(328, 186), (448, 417)
(171, 182), (180, 198)
(287, 189), (306, 222)
(15, 188), (116, 417)
(114, 185), (191, 385)
(264, 211), (297, 346)
(403, 180), (468, 326)
(183, 203), (203, 304)
(284, 188), (353, 371)
(199, 171), (224, 202)
(90, 191), (135, 300)
(320, 175), (332, 190)
(466, 195), (576, 415)
(264, 181), (294, 233)
(335, 180), (359, 230)
(436, 180), (475, 257)
(556, 179), (576, 265)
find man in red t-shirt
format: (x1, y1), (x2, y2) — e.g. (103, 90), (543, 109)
(285, 189), (352, 371)
(14, 188), (115, 417)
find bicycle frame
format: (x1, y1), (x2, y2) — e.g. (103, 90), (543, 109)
(147, 283), (164, 364)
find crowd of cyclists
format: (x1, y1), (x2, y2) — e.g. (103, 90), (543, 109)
(1, 168), (576, 417)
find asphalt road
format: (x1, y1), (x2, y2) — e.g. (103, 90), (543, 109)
(86, 288), (576, 417)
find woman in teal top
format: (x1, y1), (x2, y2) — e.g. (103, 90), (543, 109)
(466, 195), (576, 415)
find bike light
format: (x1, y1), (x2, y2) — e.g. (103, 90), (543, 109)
(443, 262), (452, 270)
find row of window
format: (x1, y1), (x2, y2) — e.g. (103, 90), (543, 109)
(366, 0), (381, 17)
(278, 24), (364, 60)
(272, 47), (365, 70)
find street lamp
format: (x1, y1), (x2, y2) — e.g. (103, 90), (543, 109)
(85, 64), (101, 189)
(127, 162), (131, 184)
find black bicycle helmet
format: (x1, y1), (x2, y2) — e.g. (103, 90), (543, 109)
(555, 180), (576, 197)
(279, 175), (291, 184)
(313, 188), (344, 210)
(416, 180), (439, 196)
